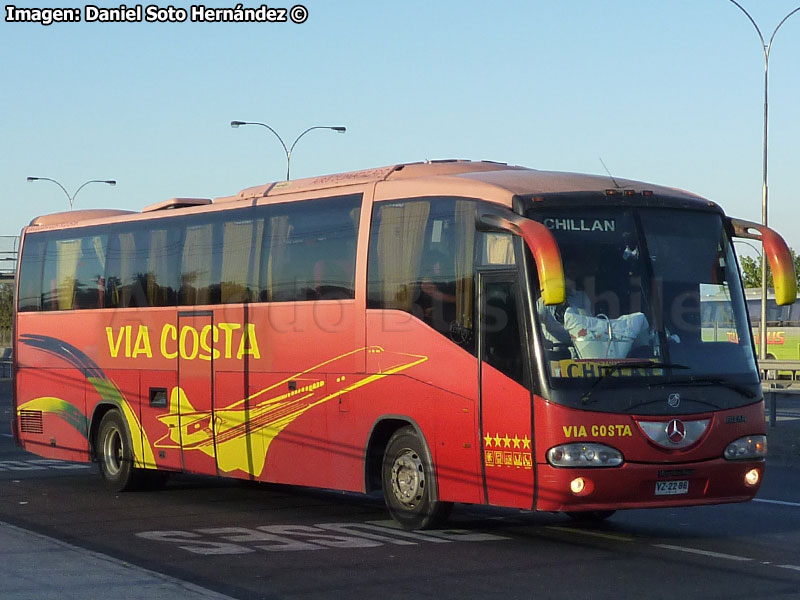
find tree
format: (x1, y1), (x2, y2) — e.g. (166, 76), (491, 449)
(739, 248), (800, 289)
(0, 282), (11, 345)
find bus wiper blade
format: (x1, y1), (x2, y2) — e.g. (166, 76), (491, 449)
(665, 377), (758, 399)
(581, 361), (689, 405)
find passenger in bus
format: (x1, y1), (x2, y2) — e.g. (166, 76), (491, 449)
(539, 262), (650, 360)
(416, 251), (457, 330)
(539, 267), (592, 348)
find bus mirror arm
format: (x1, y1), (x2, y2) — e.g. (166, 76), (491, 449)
(729, 217), (797, 306)
(476, 213), (566, 305)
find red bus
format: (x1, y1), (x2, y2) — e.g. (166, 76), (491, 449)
(11, 160), (796, 529)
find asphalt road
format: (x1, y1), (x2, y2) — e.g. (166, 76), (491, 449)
(2, 385), (800, 600)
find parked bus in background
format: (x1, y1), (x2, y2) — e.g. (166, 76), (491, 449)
(745, 289), (800, 360)
(11, 160), (797, 529)
(702, 289), (800, 361)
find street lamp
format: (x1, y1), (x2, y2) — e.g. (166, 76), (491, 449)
(26, 177), (117, 211)
(230, 121), (346, 180)
(727, 1), (800, 360)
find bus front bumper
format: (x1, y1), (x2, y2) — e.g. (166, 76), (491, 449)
(535, 458), (765, 513)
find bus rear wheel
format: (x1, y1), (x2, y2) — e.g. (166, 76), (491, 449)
(381, 426), (452, 530)
(96, 410), (142, 492)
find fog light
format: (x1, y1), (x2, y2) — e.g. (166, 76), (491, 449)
(570, 477), (586, 494)
(744, 468), (760, 487)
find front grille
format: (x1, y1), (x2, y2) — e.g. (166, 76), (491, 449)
(19, 410), (43, 434)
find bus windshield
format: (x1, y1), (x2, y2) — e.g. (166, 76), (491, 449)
(525, 203), (759, 414)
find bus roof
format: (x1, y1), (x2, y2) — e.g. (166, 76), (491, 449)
(219, 159), (708, 206)
(26, 160), (712, 230)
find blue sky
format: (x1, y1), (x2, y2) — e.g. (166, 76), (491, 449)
(2, 1), (799, 254)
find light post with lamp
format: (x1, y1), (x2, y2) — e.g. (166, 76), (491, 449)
(727, 0), (800, 360)
(230, 121), (346, 180)
(26, 177), (117, 211)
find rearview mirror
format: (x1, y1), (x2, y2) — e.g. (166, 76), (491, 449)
(730, 218), (797, 306)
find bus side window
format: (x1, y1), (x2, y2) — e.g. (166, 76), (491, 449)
(259, 195), (361, 303)
(367, 197), (476, 353)
(789, 303), (800, 325)
(41, 238), (81, 311)
(73, 235), (107, 310)
(180, 222), (214, 306)
(481, 232), (515, 265)
(220, 217), (263, 304)
(17, 237), (45, 312)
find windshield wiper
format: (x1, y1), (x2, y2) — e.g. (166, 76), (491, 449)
(580, 361), (689, 405)
(663, 376), (758, 399)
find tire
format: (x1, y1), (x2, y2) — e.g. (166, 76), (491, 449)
(566, 510), (616, 522)
(381, 426), (452, 530)
(96, 410), (143, 492)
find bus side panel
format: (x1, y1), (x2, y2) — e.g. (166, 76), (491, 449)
(365, 310), (482, 505)
(15, 312), (93, 461)
(15, 366), (89, 462)
(91, 368), (146, 467)
(227, 302), (359, 487)
(140, 369), (180, 471)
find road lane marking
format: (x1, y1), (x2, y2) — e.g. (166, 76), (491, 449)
(753, 498), (800, 508)
(136, 522), (508, 554)
(653, 544), (752, 562)
(778, 565), (800, 572)
(0, 459), (91, 471)
(544, 526), (633, 542)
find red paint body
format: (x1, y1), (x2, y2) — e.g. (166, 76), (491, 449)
(12, 162), (778, 516)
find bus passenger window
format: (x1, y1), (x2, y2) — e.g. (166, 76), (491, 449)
(258, 194), (360, 303)
(367, 197), (477, 353)
(72, 235), (107, 310)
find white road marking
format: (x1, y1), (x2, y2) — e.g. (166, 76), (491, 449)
(653, 544), (752, 562)
(753, 498), (800, 508)
(544, 526), (633, 542)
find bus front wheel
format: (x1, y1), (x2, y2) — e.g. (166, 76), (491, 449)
(96, 410), (140, 492)
(381, 426), (452, 530)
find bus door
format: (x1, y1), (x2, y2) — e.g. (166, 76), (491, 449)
(477, 269), (535, 509)
(177, 311), (218, 475)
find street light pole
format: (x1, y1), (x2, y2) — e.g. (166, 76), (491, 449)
(26, 177), (116, 210)
(230, 121), (346, 180)
(727, 1), (800, 360)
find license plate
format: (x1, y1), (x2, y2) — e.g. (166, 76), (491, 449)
(655, 480), (689, 496)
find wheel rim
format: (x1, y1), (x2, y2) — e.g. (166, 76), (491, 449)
(102, 426), (124, 477)
(390, 449), (425, 509)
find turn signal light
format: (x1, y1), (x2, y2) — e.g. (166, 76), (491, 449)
(724, 435), (767, 461)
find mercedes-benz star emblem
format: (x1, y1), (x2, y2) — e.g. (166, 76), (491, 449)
(668, 393), (681, 408)
(666, 419), (686, 444)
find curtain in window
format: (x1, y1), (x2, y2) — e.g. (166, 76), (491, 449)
(182, 224), (213, 305)
(221, 219), (263, 303)
(454, 201), (475, 329)
(485, 233), (515, 265)
(265, 215), (290, 301)
(55, 239), (81, 310)
(117, 233), (136, 307)
(147, 229), (170, 306)
(377, 202), (430, 311)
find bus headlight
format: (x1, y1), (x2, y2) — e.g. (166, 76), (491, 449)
(547, 443), (623, 468)
(723, 435), (767, 461)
